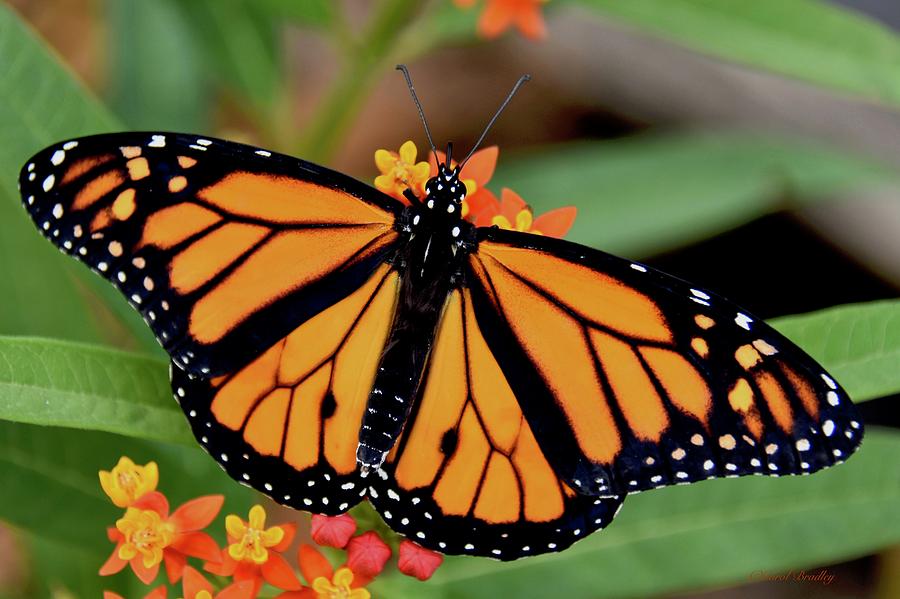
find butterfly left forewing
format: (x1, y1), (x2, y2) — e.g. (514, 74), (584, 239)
(370, 289), (623, 560)
(19, 133), (401, 377)
(467, 227), (863, 498)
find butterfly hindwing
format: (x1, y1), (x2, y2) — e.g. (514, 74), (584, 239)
(172, 263), (400, 514)
(467, 227), (863, 498)
(370, 289), (623, 560)
(19, 133), (402, 377)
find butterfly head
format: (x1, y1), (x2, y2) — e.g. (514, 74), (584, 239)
(422, 161), (465, 217)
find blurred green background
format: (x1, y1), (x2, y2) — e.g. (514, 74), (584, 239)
(1, 0), (899, 597)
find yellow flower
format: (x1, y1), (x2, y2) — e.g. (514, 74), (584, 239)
(313, 567), (370, 599)
(116, 507), (175, 569)
(486, 189), (577, 237)
(225, 504), (286, 565)
(99, 456), (158, 508)
(492, 208), (537, 234)
(374, 140), (431, 200)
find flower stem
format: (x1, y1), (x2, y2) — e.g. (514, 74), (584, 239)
(296, 0), (422, 164)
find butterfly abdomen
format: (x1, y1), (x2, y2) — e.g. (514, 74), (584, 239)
(357, 205), (470, 470)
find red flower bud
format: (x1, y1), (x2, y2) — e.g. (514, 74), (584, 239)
(310, 513), (357, 548)
(398, 539), (443, 581)
(346, 531), (392, 577)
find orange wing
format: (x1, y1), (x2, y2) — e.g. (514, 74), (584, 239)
(172, 264), (400, 513)
(369, 289), (624, 560)
(19, 133), (401, 375)
(464, 228), (863, 498)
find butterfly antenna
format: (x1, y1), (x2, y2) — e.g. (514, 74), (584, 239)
(460, 73), (531, 168)
(396, 65), (439, 162)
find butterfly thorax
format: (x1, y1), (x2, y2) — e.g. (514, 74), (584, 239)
(356, 163), (474, 473)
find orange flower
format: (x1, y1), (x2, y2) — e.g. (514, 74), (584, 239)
(454, 0), (548, 40)
(99, 456), (159, 508)
(397, 539), (443, 581)
(374, 140), (432, 201)
(205, 504), (301, 596)
(283, 544), (372, 599)
(480, 188), (576, 237)
(182, 565), (255, 599)
(428, 146), (499, 221)
(100, 491), (223, 585)
(310, 514), (356, 548)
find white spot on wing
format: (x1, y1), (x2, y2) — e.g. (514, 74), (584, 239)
(735, 313), (753, 330)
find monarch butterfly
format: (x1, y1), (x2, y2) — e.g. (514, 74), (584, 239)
(18, 67), (862, 561)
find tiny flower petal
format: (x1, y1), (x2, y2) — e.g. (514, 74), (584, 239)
(170, 495), (224, 532)
(374, 149), (396, 174)
(248, 504), (267, 530)
(491, 214), (513, 230)
(218, 580), (257, 599)
(462, 146), (498, 187)
(131, 555), (161, 585)
(132, 490), (170, 518)
(468, 188), (501, 226)
(99, 545), (128, 576)
(398, 539), (444, 581)
(398, 140), (418, 165)
(261, 551), (303, 591)
(163, 549), (187, 584)
(346, 531), (392, 578)
(225, 514), (247, 539)
(273, 522), (297, 552)
(183, 565), (214, 598)
(260, 525), (286, 548)
(310, 513), (356, 548)
(532, 206), (577, 238)
(515, 207), (534, 232)
(171, 531), (222, 562)
(298, 544), (333, 584)
(204, 549), (238, 577)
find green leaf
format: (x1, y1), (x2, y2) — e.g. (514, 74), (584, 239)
(392, 1), (480, 60)
(171, 0), (283, 114)
(106, 0), (211, 131)
(570, 0), (900, 108)
(256, 0), (335, 28)
(0, 337), (186, 445)
(493, 132), (898, 256)
(0, 4), (159, 354)
(373, 429), (900, 598)
(772, 299), (900, 403)
(0, 420), (255, 555)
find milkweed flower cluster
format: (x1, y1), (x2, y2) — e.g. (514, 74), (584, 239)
(453, 0), (549, 40)
(99, 457), (443, 598)
(374, 140), (576, 238)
